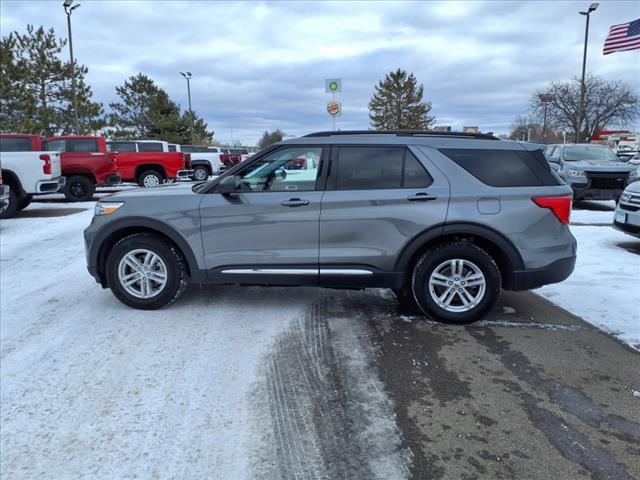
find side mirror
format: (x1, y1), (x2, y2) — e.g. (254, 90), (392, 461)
(218, 175), (237, 194)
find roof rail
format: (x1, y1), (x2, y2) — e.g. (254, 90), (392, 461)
(304, 130), (499, 140)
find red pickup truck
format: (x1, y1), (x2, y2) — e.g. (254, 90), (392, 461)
(51, 136), (192, 189)
(46, 136), (121, 201)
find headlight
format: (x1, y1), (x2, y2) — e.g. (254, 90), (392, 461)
(94, 202), (124, 216)
(568, 169), (586, 178)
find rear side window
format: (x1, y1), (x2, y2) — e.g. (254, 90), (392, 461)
(0, 137), (33, 151)
(48, 139), (66, 152)
(137, 142), (163, 152)
(334, 147), (432, 190)
(68, 139), (98, 152)
(168, 145), (176, 152)
(439, 148), (561, 187)
(108, 142), (137, 152)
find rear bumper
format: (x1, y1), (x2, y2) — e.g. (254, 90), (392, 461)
(36, 176), (65, 194)
(103, 173), (122, 186)
(177, 169), (194, 181)
(571, 185), (624, 201)
(509, 255), (576, 291)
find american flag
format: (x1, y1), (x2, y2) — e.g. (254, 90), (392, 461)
(603, 18), (640, 55)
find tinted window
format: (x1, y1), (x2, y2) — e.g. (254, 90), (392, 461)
(48, 139), (66, 152)
(334, 147), (432, 190)
(108, 142), (137, 152)
(168, 145), (176, 152)
(439, 148), (561, 187)
(237, 147), (321, 192)
(68, 139), (98, 152)
(0, 137), (33, 152)
(137, 142), (163, 152)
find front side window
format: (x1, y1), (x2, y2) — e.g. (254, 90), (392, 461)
(235, 147), (322, 192)
(68, 139), (98, 152)
(334, 147), (432, 190)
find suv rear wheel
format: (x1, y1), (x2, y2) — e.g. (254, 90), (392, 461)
(105, 233), (187, 310)
(411, 242), (501, 324)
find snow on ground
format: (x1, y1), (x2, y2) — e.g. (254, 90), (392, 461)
(537, 205), (640, 350)
(0, 201), (408, 479)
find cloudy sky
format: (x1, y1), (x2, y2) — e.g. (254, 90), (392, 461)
(2, 0), (639, 145)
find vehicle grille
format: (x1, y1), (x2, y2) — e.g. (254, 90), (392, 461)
(619, 191), (640, 212)
(587, 173), (628, 190)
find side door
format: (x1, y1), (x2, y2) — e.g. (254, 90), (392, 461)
(319, 145), (449, 278)
(199, 145), (326, 285)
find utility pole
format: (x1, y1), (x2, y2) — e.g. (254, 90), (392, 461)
(63, 0), (81, 134)
(180, 72), (194, 144)
(576, 3), (599, 143)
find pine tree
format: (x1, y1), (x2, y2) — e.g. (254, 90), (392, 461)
(257, 129), (285, 149)
(0, 25), (103, 135)
(181, 110), (214, 145)
(368, 69), (435, 130)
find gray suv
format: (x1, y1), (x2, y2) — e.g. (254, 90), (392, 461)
(543, 143), (639, 201)
(84, 131), (577, 323)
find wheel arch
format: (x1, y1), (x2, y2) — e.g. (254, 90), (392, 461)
(135, 164), (167, 179)
(1, 169), (25, 195)
(64, 169), (97, 184)
(191, 161), (212, 174)
(395, 222), (524, 289)
(93, 217), (203, 287)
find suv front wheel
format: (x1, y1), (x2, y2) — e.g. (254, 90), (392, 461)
(411, 242), (501, 324)
(105, 233), (187, 309)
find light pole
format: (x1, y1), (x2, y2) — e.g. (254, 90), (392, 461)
(538, 93), (552, 141)
(180, 72), (194, 144)
(63, 0), (81, 134)
(576, 2), (598, 144)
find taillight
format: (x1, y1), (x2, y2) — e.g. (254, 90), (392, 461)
(184, 153), (192, 167)
(532, 195), (572, 225)
(39, 154), (52, 175)
(219, 153), (224, 162)
(109, 153), (118, 171)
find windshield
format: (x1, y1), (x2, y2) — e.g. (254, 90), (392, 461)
(564, 145), (618, 162)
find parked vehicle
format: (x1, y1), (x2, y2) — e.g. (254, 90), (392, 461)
(230, 148), (251, 162)
(614, 182), (640, 238)
(85, 130), (577, 323)
(47, 136), (121, 201)
(0, 161), (9, 211)
(0, 134), (65, 218)
(179, 145), (228, 180)
(107, 140), (170, 153)
(543, 144), (638, 201)
(55, 136), (192, 188)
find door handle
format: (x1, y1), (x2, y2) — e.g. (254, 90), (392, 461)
(407, 192), (437, 202)
(281, 198), (310, 207)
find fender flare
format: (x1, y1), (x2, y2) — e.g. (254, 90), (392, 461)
(394, 222), (524, 272)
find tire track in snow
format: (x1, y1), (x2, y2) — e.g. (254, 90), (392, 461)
(251, 292), (411, 480)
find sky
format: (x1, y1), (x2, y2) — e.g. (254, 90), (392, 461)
(1, 0), (639, 145)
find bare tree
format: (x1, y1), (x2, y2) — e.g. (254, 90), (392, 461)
(509, 116), (562, 143)
(531, 75), (639, 143)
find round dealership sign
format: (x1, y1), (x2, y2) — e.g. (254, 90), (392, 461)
(327, 101), (341, 116)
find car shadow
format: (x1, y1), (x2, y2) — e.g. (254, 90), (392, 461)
(13, 208), (88, 218)
(572, 200), (616, 211)
(616, 241), (640, 256)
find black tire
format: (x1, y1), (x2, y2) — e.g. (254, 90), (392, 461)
(393, 286), (422, 316)
(16, 194), (33, 211)
(63, 175), (95, 202)
(105, 233), (187, 310)
(138, 170), (164, 188)
(411, 242), (501, 324)
(0, 186), (20, 219)
(192, 165), (210, 181)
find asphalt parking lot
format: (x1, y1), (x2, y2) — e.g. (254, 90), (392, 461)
(1, 198), (639, 480)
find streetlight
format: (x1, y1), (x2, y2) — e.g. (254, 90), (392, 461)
(576, 2), (598, 144)
(63, 0), (81, 134)
(538, 93), (553, 141)
(180, 72), (194, 144)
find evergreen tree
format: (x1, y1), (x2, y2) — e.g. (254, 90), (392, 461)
(257, 129), (285, 149)
(181, 110), (214, 145)
(0, 25), (103, 135)
(368, 69), (435, 130)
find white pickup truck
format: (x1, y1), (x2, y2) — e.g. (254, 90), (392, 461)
(0, 135), (65, 219)
(180, 145), (228, 180)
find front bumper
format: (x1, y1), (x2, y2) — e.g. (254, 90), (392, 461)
(613, 200), (640, 237)
(509, 255), (577, 291)
(176, 169), (194, 181)
(36, 176), (65, 194)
